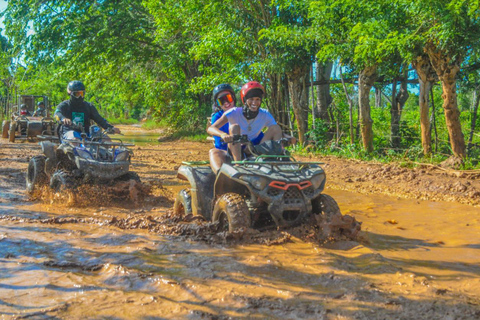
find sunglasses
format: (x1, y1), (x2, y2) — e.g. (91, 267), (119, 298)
(72, 91), (85, 98)
(216, 94), (234, 106)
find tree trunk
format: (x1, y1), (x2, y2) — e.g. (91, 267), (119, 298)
(430, 87), (438, 153)
(340, 67), (354, 144)
(358, 66), (377, 153)
(267, 73), (287, 129)
(390, 68), (409, 149)
(287, 66), (310, 145)
(412, 54), (436, 156)
(315, 61), (333, 122)
(425, 44), (466, 158)
(375, 86), (382, 108)
(468, 86), (480, 151)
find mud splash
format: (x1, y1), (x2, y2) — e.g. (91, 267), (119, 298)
(30, 179), (154, 207)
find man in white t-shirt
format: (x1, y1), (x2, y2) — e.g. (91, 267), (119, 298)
(207, 81), (285, 166)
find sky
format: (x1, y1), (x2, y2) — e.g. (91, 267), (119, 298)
(0, 1), (6, 33)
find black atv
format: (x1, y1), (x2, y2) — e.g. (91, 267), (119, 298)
(174, 135), (360, 238)
(26, 124), (138, 194)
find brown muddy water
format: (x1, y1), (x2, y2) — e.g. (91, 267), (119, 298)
(0, 128), (479, 319)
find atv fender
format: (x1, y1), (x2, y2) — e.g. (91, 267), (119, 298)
(40, 141), (57, 160)
(177, 165), (215, 220)
(214, 171), (251, 200)
(40, 141), (58, 174)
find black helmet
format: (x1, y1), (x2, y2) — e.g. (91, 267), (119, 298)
(20, 104), (27, 109)
(37, 101), (45, 107)
(67, 80), (85, 92)
(212, 83), (235, 106)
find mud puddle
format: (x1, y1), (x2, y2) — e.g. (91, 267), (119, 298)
(1, 127), (480, 319)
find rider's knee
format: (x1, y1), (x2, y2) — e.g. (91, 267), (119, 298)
(267, 124), (282, 139)
(229, 124), (240, 134)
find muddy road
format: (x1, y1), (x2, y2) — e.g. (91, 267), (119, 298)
(0, 126), (479, 319)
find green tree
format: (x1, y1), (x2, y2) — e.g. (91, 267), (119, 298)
(405, 0), (480, 159)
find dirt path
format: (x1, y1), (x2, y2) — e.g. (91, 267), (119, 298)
(0, 128), (479, 319)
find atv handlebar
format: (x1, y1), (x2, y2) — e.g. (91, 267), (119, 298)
(219, 134), (250, 144)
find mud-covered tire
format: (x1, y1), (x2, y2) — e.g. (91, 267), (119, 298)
(26, 155), (48, 194)
(312, 194), (341, 223)
(311, 194), (361, 240)
(2, 120), (10, 138)
(212, 193), (251, 233)
(173, 189), (192, 217)
(8, 123), (16, 142)
(50, 170), (76, 192)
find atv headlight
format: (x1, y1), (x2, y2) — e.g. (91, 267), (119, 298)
(239, 175), (269, 190)
(311, 173), (326, 190)
(114, 149), (129, 162)
(74, 147), (93, 160)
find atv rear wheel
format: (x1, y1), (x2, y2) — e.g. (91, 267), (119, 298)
(8, 123), (16, 142)
(2, 120), (10, 138)
(50, 170), (76, 192)
(26, 155), (48, 194)
(173, 189), (192, 217)
(212, 193), (251, 233)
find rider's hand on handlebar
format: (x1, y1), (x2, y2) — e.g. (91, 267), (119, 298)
(112, 127), (121, 134)
(220, 134), (233, 143)
(62, 118), (72, 125)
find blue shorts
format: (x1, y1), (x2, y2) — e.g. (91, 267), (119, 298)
(250, 132), (264, 145)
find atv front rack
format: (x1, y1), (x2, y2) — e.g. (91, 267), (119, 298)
(181, 161), (210, 166)
(63, 139), (135, 147)
(233, 155), (324, 172)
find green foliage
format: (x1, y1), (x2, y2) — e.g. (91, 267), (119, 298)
(307, 119), (329, 148)
(1, 0), (479, 169)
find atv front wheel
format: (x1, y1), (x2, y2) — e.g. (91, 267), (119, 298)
(312, 194), (361, 239)
(212, 193), (251, 233)
(2, 120), (10, 138)
(8, 123), (16, 142)
(312, 194), (341, 221)
(26, 155), (48, 194)
(50, 171), (76, 191)
(173, 189), (192, 217)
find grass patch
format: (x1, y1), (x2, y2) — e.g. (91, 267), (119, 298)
(141, 119), (164, 130)
(157, 128), (208, 142)
(107, 117), (139, 125)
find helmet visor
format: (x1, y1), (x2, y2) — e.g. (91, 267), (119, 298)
(216, 93), (234, 106)
(72, 91), (85, 98)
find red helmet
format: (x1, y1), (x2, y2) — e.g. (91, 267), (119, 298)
(240, 81), (265, 104)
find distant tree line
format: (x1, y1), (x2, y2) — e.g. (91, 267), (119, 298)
(1, 0), (479, 160)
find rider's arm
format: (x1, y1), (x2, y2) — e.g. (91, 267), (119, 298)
(88, 103), (113, 129)
(88, 103), (121, 134)
(54, 103), (68, 123)
(207, 114), (229, 139)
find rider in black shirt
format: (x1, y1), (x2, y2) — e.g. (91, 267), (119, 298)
(54, 80), (120, 139)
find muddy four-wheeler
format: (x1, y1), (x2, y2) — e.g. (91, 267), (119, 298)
(3, 114), (56, 142)
(174, 136), (361, 238)
(26, 125), (138, 194)
(2, 94), (55, 142)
